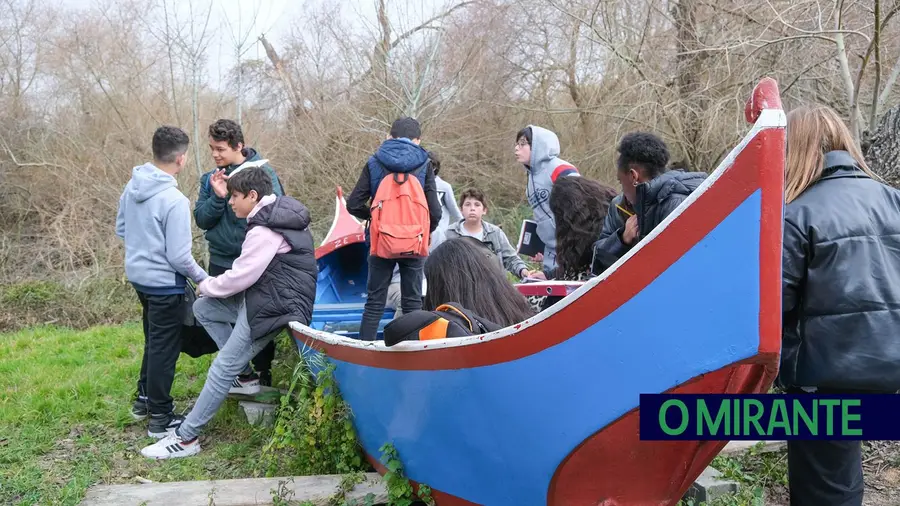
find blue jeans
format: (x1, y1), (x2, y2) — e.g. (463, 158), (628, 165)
(178, 294), (274, 440)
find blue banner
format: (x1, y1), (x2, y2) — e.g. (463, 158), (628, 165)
(639, 394), (900, 440)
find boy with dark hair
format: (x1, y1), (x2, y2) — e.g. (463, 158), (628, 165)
(194, 118), (283, 386)
(141, 167), (317, 459)
(444, 188), (538, 280)
(116, 125), (208, 438)
(347, 117), (442, 341)
(592, 131), (707, 268)
(514, 125), (580, 278)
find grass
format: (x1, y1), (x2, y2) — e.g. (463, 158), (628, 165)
(0, 323), (280, 505)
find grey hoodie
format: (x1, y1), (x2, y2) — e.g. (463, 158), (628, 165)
(429, 175), (463, 252)
(524, 125), (580, 275)
(116, 163), (208, 295)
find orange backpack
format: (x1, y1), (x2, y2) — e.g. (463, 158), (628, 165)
(369, 169), (431, 258)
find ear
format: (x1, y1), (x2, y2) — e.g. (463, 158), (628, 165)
(249, 189), (259, 201)
(236, 142), (245, 152)
(412, 138), (421, 145)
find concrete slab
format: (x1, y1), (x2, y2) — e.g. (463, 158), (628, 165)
(683, 466), (740, 503)
(239, 401), (276, 426)
(80, 473), (387, 506)
(721, 440), (786, 456)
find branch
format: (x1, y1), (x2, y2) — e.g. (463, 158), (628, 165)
(349, 1), (474, 88)
(877, 53), (900, 113)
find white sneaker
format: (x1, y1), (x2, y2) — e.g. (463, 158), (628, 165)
(140, 431), (201, 460)
(228, 374), (261, 395)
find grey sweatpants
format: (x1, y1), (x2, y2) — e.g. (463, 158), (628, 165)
(178, 294), (274, 440)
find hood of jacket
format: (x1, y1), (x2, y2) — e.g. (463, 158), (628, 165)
(639, 169), (707, 204)
(526, 125), (568, 175)
(248, 195), (311, 233)
(128, 163), (178, 203)
(372, 138), (429, 173)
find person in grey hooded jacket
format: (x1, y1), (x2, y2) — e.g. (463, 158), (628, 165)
(515, 126), (580, 277)
(591, 132), (706, 274)
(116, 126), (208, 438)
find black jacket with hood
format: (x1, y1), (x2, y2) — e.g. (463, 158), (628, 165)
(779, 150), (900, 392)
(244, 196), (318, 341)
(592, 169), (707, 272)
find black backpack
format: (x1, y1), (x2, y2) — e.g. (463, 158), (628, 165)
(383, 302), (503, 346)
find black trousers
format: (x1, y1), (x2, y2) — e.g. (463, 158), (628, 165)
(786, 388), (865, 506)
(208, 263), (276, 373)
(136, 290), (185, 415)
(358, 255), (425, 341)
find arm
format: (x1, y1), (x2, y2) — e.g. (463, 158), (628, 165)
(165, 199), (209, 283)
(782, 219), (808, 314)
(444, 185), (463, 223)
(193, 171), (228, 230)
(424, 165), (442, 232)
(592, 203), (628, 262)
(198, 227), (283, 298)
(497, 231), (528, 278)
(346, 165), (372, 221)
(115, 191), (126, 239)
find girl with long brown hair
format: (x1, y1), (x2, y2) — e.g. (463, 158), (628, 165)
(424, 237), (535, 327)
(780, 104), (900, 506)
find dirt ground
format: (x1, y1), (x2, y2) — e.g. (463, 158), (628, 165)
(764, 441), (900, 506)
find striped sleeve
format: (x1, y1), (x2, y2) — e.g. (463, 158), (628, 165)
(550, 164), (579, 183)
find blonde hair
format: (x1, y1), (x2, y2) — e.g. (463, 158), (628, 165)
(785, 105), (876, 203)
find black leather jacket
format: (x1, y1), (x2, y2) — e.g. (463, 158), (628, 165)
(779, 150), (900, 392)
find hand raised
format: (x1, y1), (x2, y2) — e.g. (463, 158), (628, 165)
(622, 215), (639, 245)
(210, 169), (229, 199)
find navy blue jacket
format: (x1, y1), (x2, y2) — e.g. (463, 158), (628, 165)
(347, 138), (441, 232)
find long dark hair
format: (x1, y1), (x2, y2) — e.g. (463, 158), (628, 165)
(424, 238), (535, 327)
(550, 176), (618, 277)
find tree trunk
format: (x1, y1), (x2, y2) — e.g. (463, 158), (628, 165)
(672, 0), (704, 170)
(864, 105), (900, 188)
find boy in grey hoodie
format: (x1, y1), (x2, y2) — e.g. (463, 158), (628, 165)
(116, 126), (208, 439)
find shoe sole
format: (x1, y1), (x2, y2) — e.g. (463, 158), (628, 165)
(131, 412), (148, 421)
(228, 385), (261, 395)
(141, 444), (201, 459)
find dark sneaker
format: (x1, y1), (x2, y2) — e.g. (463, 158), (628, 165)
(228, 372), (261, 395)
(148, 413), (184, 439)
(131, 395), (149, 421)
(258, 370), (272, 388)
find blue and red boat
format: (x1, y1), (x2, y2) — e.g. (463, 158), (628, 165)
(293, 78), (785, 505)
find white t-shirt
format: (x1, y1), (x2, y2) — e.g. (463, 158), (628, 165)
(458, 223), (484, 241)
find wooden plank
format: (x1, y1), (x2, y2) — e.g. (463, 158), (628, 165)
(80, 473), (387, 506)
(720, 440), (786, 456)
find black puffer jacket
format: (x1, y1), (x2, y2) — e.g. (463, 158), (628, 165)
(779, 150), (900, 392)
(592, 170), (707, 272)
(245, 196), (318, 341)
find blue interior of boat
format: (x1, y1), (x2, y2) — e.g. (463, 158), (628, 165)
(312, 241), (394, 339)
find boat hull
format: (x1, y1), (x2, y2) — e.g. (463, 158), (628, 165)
(293, 78), (786, 505)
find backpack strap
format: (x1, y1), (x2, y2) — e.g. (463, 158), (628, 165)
(383, 310), (446, 346)
(435, 303), (502, 334)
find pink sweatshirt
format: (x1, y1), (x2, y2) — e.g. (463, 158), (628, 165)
(197, 195), (291, 298)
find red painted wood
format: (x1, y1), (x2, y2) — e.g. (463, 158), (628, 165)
(315, 186), (366, 260)
(546, 358), (779, 506)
